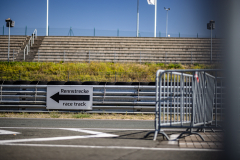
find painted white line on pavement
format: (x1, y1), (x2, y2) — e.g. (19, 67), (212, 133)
(0, 127), (196, 132)
(0, 129), (20, 135)
(0, 127), (154, 130)
(0, 129), (118, 144)
(168, 134), (179, 144)
(0, 143), (223, 152)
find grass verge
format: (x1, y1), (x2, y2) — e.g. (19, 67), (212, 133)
(0, 112), (155, 120)
(0, 62), (218, 82)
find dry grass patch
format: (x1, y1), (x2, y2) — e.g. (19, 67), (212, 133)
(0, 112), (155, 120)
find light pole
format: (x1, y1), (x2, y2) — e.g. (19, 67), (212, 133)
(164, 7), (170, 37)
(207, 20), (215, 63)
(136, 0), (139, 37)
(46, 0), (49, 36)
(5, 18), (14, 62)
(147, 0), (157, 37)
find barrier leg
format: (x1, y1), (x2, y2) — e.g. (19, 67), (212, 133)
(144, 130), (170, 141)
(144, 131), (155, 138)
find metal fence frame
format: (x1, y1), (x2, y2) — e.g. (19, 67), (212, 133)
(145, 69), (223, 141)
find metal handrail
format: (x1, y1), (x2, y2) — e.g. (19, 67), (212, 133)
(23, 29), (37, 61)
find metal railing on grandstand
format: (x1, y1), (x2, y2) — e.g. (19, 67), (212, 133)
(1, 26), (218, 38)
(145, 69), (224, 141)
(23, 29), (37, 61)
(33, 50), (223, 64)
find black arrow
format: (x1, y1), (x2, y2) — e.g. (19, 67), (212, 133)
(50, 92), (90, 103)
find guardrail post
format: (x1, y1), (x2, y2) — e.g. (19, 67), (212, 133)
(3, 25), (4, 35)
(38, 50), (39, 62)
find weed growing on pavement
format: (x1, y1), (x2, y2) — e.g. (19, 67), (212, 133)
(49, 111), (60, 118)
(72, 113), (91, 119)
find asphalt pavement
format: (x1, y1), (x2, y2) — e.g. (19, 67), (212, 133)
(0, 118), (224, 160)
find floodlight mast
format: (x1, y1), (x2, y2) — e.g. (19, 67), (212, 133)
(164, 7), (170, 37)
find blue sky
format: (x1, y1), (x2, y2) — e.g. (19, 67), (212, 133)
(0, 0), (220, 37)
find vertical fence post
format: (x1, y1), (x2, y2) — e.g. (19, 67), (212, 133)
(25, 26), (27, 36)
(19, 70), (21, 80)
(179, 32), (180, 38)
(89, 51), (90, 63)
(140, 51), (141, 64)
(38, 50), (39, 62)
(2, 25), (4, 35)
(24, 48), (25, 61)
(26, 45), (28, 56)
(94, 28), (95, 36)
(48, 26), (49, 36)
(64, 50), (65, 63)
(115, 71), (116, 82)
(191, 51), (193, 64)
(165, 52), (167, 64)
(159, 31), (161, 37)
(117, 29), (119, 37)
(197, 33), (198, 38)
(13, 49), (14, 62)
(114, 52), (116, 63)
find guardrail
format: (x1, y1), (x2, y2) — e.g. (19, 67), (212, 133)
(0, 81), (224, 115)
(0, 84), (156, 113)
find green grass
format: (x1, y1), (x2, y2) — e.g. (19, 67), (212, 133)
(0, 62), (218, 82)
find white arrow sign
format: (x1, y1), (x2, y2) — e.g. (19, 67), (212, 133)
(47, 85), (93, 110)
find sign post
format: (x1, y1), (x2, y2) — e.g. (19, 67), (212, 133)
(47, 85), (93, 110)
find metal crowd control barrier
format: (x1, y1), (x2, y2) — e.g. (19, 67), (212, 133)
(145, 69), (223, 141)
